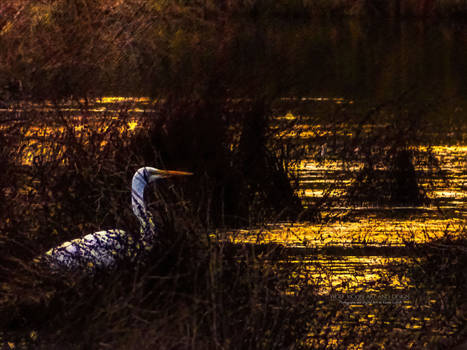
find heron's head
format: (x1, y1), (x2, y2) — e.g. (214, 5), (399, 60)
(132, 166), (193, 206)
(131, 166), (193, 224)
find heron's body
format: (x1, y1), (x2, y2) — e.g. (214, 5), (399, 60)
(44, 229), (133, 271)
(38, 167), (191, 273)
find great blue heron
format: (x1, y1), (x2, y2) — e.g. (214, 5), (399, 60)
(36, 167), (192, 272)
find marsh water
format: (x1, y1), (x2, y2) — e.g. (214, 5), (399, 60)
(11, 100), (466, 290)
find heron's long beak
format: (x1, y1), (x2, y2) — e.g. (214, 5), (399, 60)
(156, 169), (193, 178)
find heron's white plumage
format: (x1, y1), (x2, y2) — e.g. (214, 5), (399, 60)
(37, 167), (191, 273)
(44, 229), (130, 271)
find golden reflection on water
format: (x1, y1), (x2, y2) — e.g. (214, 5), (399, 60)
(229, 123), (465, 298)
(5, 98), (467, 301)
(283, 255), (410, 295)
(97, 96), (151, 104)
(16, 117), (141, 166)
(226, 218), (464, 247)
(297, 145), (467, 211)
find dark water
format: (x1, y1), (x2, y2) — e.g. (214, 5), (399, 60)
(107, 19), (467, 109)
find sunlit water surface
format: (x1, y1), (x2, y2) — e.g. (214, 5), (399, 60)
(1, 97), (466, 348)
(6, 99), (466, 293)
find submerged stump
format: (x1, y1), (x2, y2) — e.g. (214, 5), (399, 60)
(347, 148), (426, 206)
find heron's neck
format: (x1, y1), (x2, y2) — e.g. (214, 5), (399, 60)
(131, 169), (157, 244)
